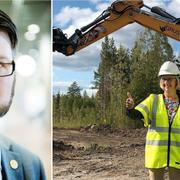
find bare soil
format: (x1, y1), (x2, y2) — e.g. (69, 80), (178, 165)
(53, 125), (154, 180)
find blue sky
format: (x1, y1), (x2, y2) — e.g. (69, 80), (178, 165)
(53, 0), (180, 95)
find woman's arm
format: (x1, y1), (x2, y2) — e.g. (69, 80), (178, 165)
(126, 108), (143, 120)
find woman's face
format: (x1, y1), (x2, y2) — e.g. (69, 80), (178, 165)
(160, 75), (177, 93)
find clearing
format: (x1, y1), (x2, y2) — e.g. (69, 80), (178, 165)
(53, 125), (152, 180)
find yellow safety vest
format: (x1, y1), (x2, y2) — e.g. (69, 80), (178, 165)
(135, 94), (180, 169)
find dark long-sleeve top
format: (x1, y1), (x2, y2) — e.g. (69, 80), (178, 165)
(126, 108), (143, 120)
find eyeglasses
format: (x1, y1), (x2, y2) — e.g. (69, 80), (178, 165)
(161, 77), (176, 82)
(0, 60), (15, 77)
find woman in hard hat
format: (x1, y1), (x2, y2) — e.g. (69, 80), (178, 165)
(126, 61), (180, 180)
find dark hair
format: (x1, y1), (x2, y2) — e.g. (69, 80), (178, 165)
(0, 10), (17, 49)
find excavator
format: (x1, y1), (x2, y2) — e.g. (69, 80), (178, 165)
(53, 0), (180, 56)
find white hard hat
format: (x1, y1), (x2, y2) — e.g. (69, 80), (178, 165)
(158, 61), (180, 77)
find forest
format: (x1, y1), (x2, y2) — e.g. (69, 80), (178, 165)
(53, 29), (175, 129)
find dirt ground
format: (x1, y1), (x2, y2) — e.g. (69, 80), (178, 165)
(53, 126), (168, 180)
(53, 125), (147, 179)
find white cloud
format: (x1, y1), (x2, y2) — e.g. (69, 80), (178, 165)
(62, 25), (76, 38)
(55, 6), (92, 27)
(81, 89), (98, 96)
(144, 0), (165, 7)
(109, 24), (144, 49)
(96, 2), (109, 11)
(167, 0), (180, 17)
(53, 81), (72, 88)
(53, 80), (98, 96)
(53, 81), (73, 94)
(89, 0), (103, 4)
(53, 41), (101, 71)
(54, 6), (98, 29)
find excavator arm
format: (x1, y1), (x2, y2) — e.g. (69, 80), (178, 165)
(53, 0), (180, 56)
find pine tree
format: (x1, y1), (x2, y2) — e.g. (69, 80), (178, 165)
(130, 29), (174, 103)
(109, 45), (131, 127)
(53, 92), (61, 122)
(67, 81), (82, 97)
(94, 36), (117, 123)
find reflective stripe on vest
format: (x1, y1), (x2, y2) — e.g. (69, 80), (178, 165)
(146, 140), (180, 147)
(148, 127), (180, 134)
(151, 94), (158, 127)
(137, 103), (151, 124)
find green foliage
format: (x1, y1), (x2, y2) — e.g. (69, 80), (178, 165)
(53, 29), (174, 129)
(130, 30), (173, 102)
(94, 36), (117, 122)
(67, 81), (81, 97)
(53, 82), (98, 128)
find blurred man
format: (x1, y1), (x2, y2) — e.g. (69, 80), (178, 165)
(0, 10), (45, 179)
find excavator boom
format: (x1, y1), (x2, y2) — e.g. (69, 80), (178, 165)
(53, 0), (180, 56)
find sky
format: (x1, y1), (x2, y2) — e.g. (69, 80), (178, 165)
(53, 0), (180, 96)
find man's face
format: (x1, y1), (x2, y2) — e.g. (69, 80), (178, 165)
(0, 31), (15, 117)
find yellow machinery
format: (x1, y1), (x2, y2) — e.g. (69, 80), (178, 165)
(53, 0), (180, 56)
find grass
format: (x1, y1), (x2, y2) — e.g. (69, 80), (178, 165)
(53, 119), (99, 129)
(53, 116), (140, 129)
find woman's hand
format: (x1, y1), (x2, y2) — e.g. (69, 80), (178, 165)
(126, 92), (134, 109)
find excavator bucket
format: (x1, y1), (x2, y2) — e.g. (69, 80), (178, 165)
(53, 28), (68, 54)
(53, 28), (78, 55)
